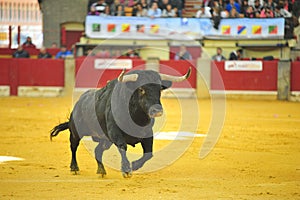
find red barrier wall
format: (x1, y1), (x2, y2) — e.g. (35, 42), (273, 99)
(211, 61), (278, 91)
(75, 57), (146, 88)
(159, 60), (197, 88)
(291, 61), (300, 92)
(0, 58), (64, 95)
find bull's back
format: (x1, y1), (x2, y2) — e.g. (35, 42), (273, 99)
(71, 88), (109, 137)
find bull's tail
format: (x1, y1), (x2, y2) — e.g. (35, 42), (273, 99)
(50, 122), (69, 141)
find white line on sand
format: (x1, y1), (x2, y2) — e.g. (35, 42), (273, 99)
(0, 156), (24, 164)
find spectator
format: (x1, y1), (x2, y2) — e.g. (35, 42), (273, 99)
(172, 0), (184, 17)
(55, 45), (72, 59)
(274, 4), (292, 17)
(292, 0), (300, 18)
(22, 36), (36, 48)
(226, 0), (241, 13)
(260, 6), (274, 18)
(38, 47), (52, 59)
(216, 0), (226, 8)
(240, 0), (249, 16)
(105, 0), (115, 8)
(282, 0), (293, 13)
(229, 6), (241, 18)
(12, 45), (30, 58)
(162, 4), (176, 17)
(264, 0), (277, 11)
(87, 0), (99, 12)
(150, 0), (163, 8)
(160, 0), (169, 10)
(211, 3), (222, 29)
(203, 0), (214, 7)
(115, 4), (125, 16)
(229, 49), (243, 60)
(112, 49), (122, 57)
(103, 5), (111, 16)
(220, 6), (229, 18)
(253, 0), (263, 15)
(212, 47), (226, 61)
(244, 5), (258, 18)
(88, 5), (101, 15)
(96, 49), (110, 57)
(51, 42), (58, 48)
(110, 0), (123, 16)
(92, 0), (108, 15)
(139, 0), (149, 9)
(196, 5), (212, 18)
(147, 2), (162, 18)
(212, 0), (225, 16)
(174, 45), (192, 60)
(125, 48), (140, 58)
(120, 0), (136, 7)
(133, 3), (148, 16)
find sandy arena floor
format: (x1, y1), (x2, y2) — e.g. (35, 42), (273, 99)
(0, 96), (299, 199)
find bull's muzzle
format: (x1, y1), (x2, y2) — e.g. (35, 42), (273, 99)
(149, 104), (163, 118)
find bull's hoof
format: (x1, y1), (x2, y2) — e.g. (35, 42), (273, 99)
(70, 165), (80, 175)
(122, 171), (132, 178)
(97, 169), (107, 178)
(96, 162), (107, 178)
(71, 170), (80, 175)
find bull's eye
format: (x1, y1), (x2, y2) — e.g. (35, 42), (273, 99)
(139, 87), (145, 95)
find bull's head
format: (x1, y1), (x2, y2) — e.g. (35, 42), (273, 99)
(117, 68), (191, 122)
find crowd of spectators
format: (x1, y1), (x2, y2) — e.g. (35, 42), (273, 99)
(87, 0), (300, 20)
(195, 0), (299, 20)
(87, 0), (185, 17)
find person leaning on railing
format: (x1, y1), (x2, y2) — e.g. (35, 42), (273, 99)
(55, 45), (72, 59)
(12, 45), (30, 58)
(147, 2), (162, 18)
(132, 3), (148, 17)
(161, 4), (177, 17)
(38, 47), (52, 59)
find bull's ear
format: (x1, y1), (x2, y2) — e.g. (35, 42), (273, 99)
(161, 80), (172, 90)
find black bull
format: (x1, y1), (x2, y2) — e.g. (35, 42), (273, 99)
(50, 68), (191, 178)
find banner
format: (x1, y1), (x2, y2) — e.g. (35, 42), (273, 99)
(94, 59), (132, 69)
(85, 16), (285, 40)
(225, 61), (263, 71)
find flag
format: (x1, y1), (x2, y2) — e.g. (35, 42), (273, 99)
(237, 25), (246, 35)
(92, 23), (101, 32)
(121, 24), (130, 32)
(107, 24), (116, 32)
(268, 25), (278, 34)
(150, 25), (159, 34)
(136, 25), (145, 33)
(221, 25), (230, 35)
(252, 25), (262, 35)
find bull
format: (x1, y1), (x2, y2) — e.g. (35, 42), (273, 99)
(50, 68), (191, 178)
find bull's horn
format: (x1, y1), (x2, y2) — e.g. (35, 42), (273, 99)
(160, 67), (191, 82)
(118, 69), (139, 82)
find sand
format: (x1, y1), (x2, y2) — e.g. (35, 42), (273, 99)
(0, 96), (299, 199)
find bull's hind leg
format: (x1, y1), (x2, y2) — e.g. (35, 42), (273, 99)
(69, 133), (81, 174)
(93, 137), (112, 177)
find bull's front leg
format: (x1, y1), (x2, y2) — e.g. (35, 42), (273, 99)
(132, 136), (153, 171)
(118, 146), (132, 178)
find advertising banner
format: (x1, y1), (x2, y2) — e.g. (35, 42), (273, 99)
(85, 16), (285, 40)
(225, 61), (263, 71)
(94, 59), (133, 69)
